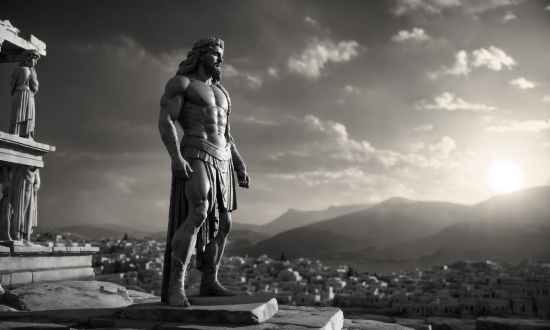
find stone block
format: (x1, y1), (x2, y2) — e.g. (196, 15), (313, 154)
(10, 272), (32, 285)
(125, 296), (278, 325)
(0, 255), (93, 272)
(476, 317), (550, 330)
(32, 267), (94, 283)
(0, 274), (10, 286)
(0, 245), (10, 253)
(67, 247), (80, 252)
(12, 246), (52, 254)
(344, 319), (414, 330)
(268, 305), (343, 330)
(52, 247), (68, 253)
(3, 281), (133, 311)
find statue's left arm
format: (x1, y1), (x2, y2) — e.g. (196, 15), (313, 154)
(29, 68), (39, 93)
(33, 169), (40, 191)
(227, 120), (250, 189)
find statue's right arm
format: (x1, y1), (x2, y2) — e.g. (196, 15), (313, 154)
(158, 76), (193, 180)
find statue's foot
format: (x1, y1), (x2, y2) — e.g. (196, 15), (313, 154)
(200, 281), (236, 296)
(167, 289), (190, 307)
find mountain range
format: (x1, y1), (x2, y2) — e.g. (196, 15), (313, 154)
(230, 186), (550, 272)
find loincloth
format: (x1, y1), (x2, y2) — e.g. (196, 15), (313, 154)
(180, 136), (235, 212)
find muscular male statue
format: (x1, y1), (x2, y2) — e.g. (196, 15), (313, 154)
(158, 38), (250, 307)
(10, 49), (40, 139)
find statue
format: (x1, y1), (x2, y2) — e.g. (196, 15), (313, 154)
(10, 49), (40, 139)
(9, 166), (40, 241)
(158, 37), (250, 307)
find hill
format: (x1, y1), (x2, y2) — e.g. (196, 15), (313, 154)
(309, 198), (469, 245)
(228, 227), (370, 260)
(257, 203), (372, 237)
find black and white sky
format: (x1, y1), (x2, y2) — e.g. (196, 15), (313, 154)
(1, 0), (549, 232)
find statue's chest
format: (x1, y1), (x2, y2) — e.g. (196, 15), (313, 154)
(187, 83), (228, 110)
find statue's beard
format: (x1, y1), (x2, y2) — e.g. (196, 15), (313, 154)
(202, 61), (222, 83)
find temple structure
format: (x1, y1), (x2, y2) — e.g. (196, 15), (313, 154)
(0, 20), (98, 291)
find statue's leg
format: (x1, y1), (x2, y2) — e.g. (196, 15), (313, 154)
(168, 159), (211, 307)
(200, 210), (236, 296)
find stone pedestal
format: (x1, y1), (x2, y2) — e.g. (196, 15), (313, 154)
(124, 296), (278, 325)
(0, 246), (98, 289)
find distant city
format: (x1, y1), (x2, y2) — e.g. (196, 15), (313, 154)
(32, 231), (550, 320)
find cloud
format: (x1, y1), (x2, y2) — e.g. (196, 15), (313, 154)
(543, 95), (550, 102)
(428, 136), (456, 157)
(509, 77), (536, 89)
(416, 93), (497, 111)
(288, 38), (362, 79)
(461, 0), (524, 14)
(232, 115), (279, 126)
(546, 5), (550, 11)
(392, 0), (524, 16)
(392, 0), (460, 16)
(392, 28), (430, 42)
(471, 46), (517, 71)
(502, 11), (517, 21)
(267, 67), (278, 78)
(413, 124), (434, 132)
(344, 85), (361, 95)
(443, 50), (470, 76)
(433, 46), (515, 78)
(221, 64), (263, 89)
(486, 119), (550, 132)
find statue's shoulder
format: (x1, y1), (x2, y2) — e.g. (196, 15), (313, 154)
(13, 66), (31, 77)
(165, 75), (191, 95)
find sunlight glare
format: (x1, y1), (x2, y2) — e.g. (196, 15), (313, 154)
(488, 161), (523, 193)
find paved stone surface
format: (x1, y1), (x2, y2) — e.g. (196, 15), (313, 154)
(476, 317), (550, 330)
(344, 319), (413, 330)
(124, 296), (278, 324)
(3, 281), (133, 311)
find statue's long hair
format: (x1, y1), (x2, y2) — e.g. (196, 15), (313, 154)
(176, 37), (231, 114)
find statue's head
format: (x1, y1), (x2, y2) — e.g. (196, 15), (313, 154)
(21, 49), (40, 68)
(176, 37), (224, 84)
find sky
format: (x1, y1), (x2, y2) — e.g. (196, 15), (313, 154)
(1, 0), (549, 232)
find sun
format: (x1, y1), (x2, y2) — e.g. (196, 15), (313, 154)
(488, 161), (523, 193)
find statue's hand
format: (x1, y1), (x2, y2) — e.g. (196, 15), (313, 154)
(171, 155), (193, 180)
(237, 168), (250, 189)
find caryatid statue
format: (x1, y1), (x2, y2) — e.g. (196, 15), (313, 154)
(10, 49), (40, 139)
(9, 166), (40, 241)
(158, 37), (250, 307)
